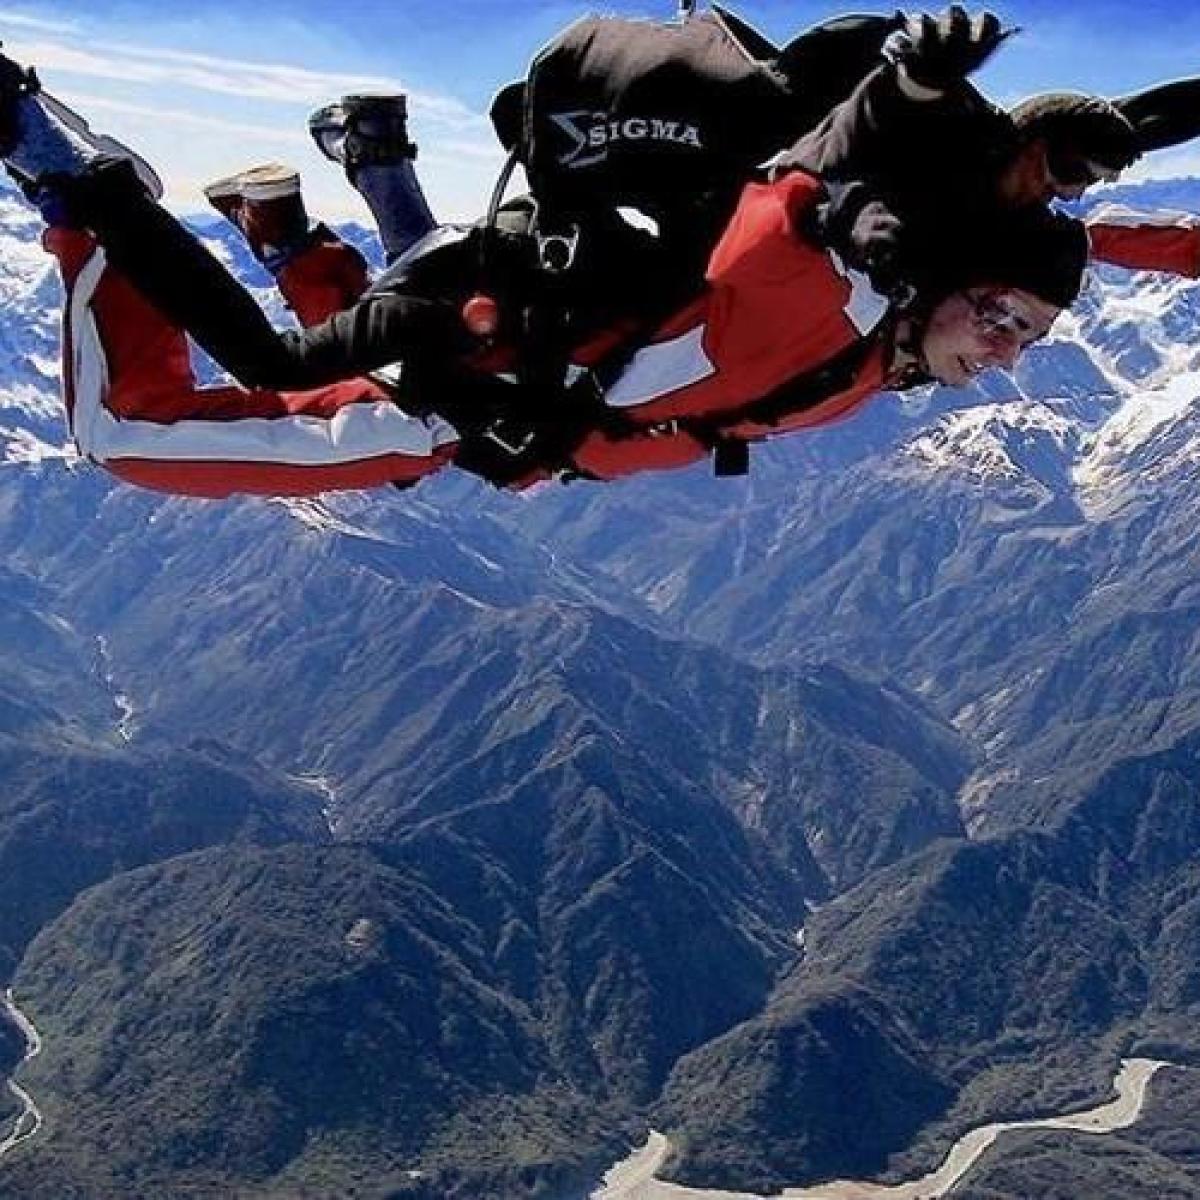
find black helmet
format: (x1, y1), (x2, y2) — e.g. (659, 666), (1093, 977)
(909, 206), (1089, 311)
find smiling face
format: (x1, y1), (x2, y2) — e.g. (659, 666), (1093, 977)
(920, 286), (1062, 387)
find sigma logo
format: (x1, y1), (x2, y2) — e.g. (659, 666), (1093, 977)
(549, 110), (704, 168)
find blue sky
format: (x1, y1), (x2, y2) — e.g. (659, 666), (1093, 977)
(5, 1), (1200, 223)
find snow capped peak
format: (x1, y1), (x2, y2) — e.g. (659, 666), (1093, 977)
(1073, 370), (1200, 511)
(273, 496), (397, 543)
(903, 399), (1081, 486)
(895, 188), (1200, 510)
(0, 424), (73, 466)
(1013, 333), (1124, 405)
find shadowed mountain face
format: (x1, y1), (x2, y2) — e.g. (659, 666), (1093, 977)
(1, 178), (1200, 1197)
(657, 728), (1200, 1192)
(7, 846), (570, 1198)
(4, 747), (799, 1199)
(0, 741), (331, 980)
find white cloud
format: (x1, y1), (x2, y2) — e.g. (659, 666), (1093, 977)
(1128, 146), (1200, 183)
(2, 15), (506, 224)
(9, 33), (489, 136)
(0, 9), (80, 34)
(56, 91), (310, 145)
(20, 38), (385, 106)
(95, 40), (484, 128)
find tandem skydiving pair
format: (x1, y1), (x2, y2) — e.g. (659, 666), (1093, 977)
(3, 4), (1200, 498)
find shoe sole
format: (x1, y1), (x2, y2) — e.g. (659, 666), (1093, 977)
(39, 89), (163, 199)
(203, 163), (300, 204)
(338, 93), (409, 116)
(308, 95), (413, 166)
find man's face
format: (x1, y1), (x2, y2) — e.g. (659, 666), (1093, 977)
(999, 139), (1121, 205)
(920, 286), (1062, 387)
(997, 141), (1057, 205)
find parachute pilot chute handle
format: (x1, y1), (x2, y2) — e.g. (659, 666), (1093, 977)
(462, 294), (501, 338)
(468, 144), (523, 340)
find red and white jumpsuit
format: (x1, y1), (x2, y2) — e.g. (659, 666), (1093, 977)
(572, 180), (1200, 480)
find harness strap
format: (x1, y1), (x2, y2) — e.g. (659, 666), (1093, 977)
(701, 330), (882, 435)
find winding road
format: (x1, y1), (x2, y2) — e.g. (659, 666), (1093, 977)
(591, 1058), (1172, 1200)
(0, 989), (43, 1161)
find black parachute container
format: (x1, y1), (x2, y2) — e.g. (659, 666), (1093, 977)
(491, 4), (905, 229)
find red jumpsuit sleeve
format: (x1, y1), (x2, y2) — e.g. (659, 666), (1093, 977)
(1087, 206), (1200, 278)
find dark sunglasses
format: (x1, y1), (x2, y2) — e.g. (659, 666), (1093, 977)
(966, 290), (1048, 346)
(1046, 146), (1120, 188)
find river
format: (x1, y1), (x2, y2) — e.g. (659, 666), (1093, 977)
(0, 988), (43, 1161)
(591, 1058), (1172, 1200)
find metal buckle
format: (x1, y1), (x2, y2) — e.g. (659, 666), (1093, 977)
(483, 420), (537, 457)
(536, 224), (580, 274)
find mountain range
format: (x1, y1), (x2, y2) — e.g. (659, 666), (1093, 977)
(0, 176), (1199, 1198)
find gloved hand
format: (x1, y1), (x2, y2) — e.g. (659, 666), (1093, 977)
(816, 184), (916, 301)
(846, 201), (909, 293)
(884, 6), (1015, 91)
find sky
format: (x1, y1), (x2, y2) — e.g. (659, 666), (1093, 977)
(4, 1), (1200, 226)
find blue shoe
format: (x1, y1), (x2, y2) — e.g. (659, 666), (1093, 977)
(309, 94), (417, 175)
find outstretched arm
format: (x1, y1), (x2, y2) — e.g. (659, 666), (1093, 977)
(769, 10), (1017, 293)
(1113, 78), (1200, 156)
(1087, 206), (1200, 278)
(774, 6), (1016, 189)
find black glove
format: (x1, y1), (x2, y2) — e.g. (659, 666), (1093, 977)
(816, 184), (915, 301)
(884, 6), (1015, 90)
(848, 202), (907, 285)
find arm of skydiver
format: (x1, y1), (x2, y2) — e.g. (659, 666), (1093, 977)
(772, 4), (1016, 187)
(1112, 78), (1200, 156)
(774, 65), (1015, 199)
(772, 10), (908, 129)
(768, 7), (1018, 293)
(1086, 207), (1200, 278)
(767, 62), (1013, 295)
